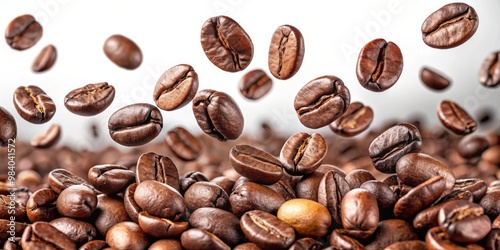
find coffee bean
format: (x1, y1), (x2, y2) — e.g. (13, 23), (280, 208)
(189, 207), (245, 246)
(238, 69), (273, 100)
(240, 210), (296, 249)
(369, 122), (422, 173)
(108, 103), (163, 146)
(364, 219), (418, 250)
(329, 101), (374, 137)
(200, 16), (253, 72)
(425, 226), (484, 249)
(268, 24), (304, 80)
(230, 144), (283, 184)
(165, 127), (202, 161)
(149, 239), (182, 250)
(32, 44), (57, 72)
(420, 66), (451, 91)
(153, 64), (199, 111)
(356, 38), (403, 92)
(485, 229), (500, 250)
(437, 100), (477, 135)
(396, 152), (456, 190)
(422, 3), (479, 49)
(123, 183), (140, 223)
(181, 228), (231, 250)
(438, 200), (491, 243)
(184, 181), (230, 212)
(394, 176), (446, 219)
(5, 14), (42, 50)
(64, 82), (115, 116)
(289, 237), (323, 250)
(453, 178), (488, 202)
(265, 177), (296, 201)
(30, 123), (61, 148)
(79, 240), (109, 250)
(230, 182), (285, 217)
(49, 217), (97, 245)
(88, 164), (135, 194)
(328, 229), (364, 250)
(136, 152), (180, 191)
(181, 171), (210, 194)
(345, 169), (376, 189)
(134, 180), (187, 221)
(479, 187), (500, 218)
(93, 194), (131, 236)
(360, 180), (397, 209)
(317, 170), (350, 226)
(384, 240), (427, 250)
(479, 51), (500, 88)
(277, 198), (331, 237)
(341, 188), (379, 239)
(458, 135), (490, 159)
(48, 168), (96, 194)
(294, 75), (350, 129)
(0, 107), (16, 147)
(20, 221), (76, 250)
(26, 187), (59, 223)
(103, 34), (142, 69)
(233, 242), (262, 250)
(192, 89), (244, 141)
(106, 221), (148, 250)
(13, 85), (56, 124)
(56, 184), (97, 219)
(138, 211), (189, 238)
(0, 219), (28, 244)
(210, 176), (235, 196)
(280, 132), (327, 175)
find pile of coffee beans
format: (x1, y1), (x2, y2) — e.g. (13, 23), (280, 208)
(1, 2), (500, 250)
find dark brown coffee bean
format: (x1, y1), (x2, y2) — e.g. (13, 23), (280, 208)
(0, 195), (25, 220)
(485, 229), (500, 250)
(48, 168), (96, 194)
(0, 107), (17, 147)
(0, 219), (28, 244)
(106, 221), (148, 250)
(480, 187), (500, 218)
(360, 180), (397, 209)
(181, 228), (231, 250)
(184, 181), (229, 212)
(134, 180), (187, 221)
(108, 103), (163, 146)
(240, 210), (295, 249)
(26, 188), (59, 223)
(189, 207), (244, 246)
(396, 152), (456, 190)
(165, 127), (203, 161)
(88, 164), (135, 194)
(13, 85), (56, 124)
(192, 89), (244, 141)
(32, 44), (57, 72)
(280, 132), (327, 175)
(458, 135), (490, 159)
(138, 211), (189, 238)
(20, 221), (76, 250)
(317, 170), (350, 226)
(181, 171), (210, 194)
(200, 16), (253, 72)
(268, 24), (304, 80)
(356, 38), (403, 92)
(438, 100), (477, 135)
(230, 144), (283, 184)
(230, 182), (285, 217)
(30, 123), (61, 148)
(56, 184), (97, 219)
(265, 177), (296, 201)
(341, 188), (379, 239)
(345, 169), (376, 189)
(438, 200), (491, 243)
(483, 145), (500, 166)
(153, 64), (199, 111)
(288, 237), (322, 250)
(64, 82), (115, 116)
(149, 239), (182, 250)
(365, 219), (418, 250)
(369, 122), (422, 173)
(329, 101), (374, 137)
(5, 14), (42, 50)
(277, 198), (331, 238)
(79, 240), (109, 250)
(233, 242), (262, 250)
(294, 75), (350, 129)
(329, 229), (364, 250)
(136, 152), (180, 191)
(420, 66), (451, 91)
(453, 178), (488, 202)
(123, 183), (140, 223)
(49, 217), (97, 245)
(103, 34), (142, 69)
(422, 3), (479, 49)
(479, 51), (500, 88)
(425, 226), (484, 250)
(394, 176), (446, 219)
(384, 240), (427, 250)
(239, 69), (273, 100)
(211, 176), (235, 196)
(93, 194), (131, 236)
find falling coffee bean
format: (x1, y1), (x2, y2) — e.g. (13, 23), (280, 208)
(5, 14), (43, 50)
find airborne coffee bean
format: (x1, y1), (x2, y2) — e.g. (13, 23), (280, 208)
(437, 100), (477, 135)
(153, 64), (199, 111)
(64, 82), (115, 116)
(280, 132), (327, 175)
(30, 123), (61, 148)
(329, 101), (374, 137)
(229, 144), (283, 184)
(103, 34), (142, 69)
(5, 14), (43, 50)
(420, 66), (451, 91)
(479, 51), (500, 88)
(165, 127), (203, 161)
(268, 24), (305, 80)
(13, 85), (56, 124)
(238, 69), (273, 100)
(0, 107), (16, 147)
(32, 44), (57, 72)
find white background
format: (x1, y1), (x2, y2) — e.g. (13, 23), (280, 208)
(0, 0), (499, 150)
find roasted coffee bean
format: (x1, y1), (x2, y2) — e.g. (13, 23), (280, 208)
(79, 240), (109, 250)
(181, 171), (210, 194)
(294, 75), (350, 129)
(88, 164), (135, 194)
(56, 184), (97, 219)
(329, 229), (364, 250)
(230, 182), (285, 217)
(360, 180), (397, 209)
(277, 198), (331, 237)
(149, 239), (182, 250)
(369, 122), (422, 173)
(479, 51), (500, 88)
(233, 242), (262, 250)
(345, 169), (376, 189)
(0, 107), (17, 147)
(280, 132), (327, 175)
(425, 226), (484, 250)
(265, 177), (296, 201)
(238, 69), (273, 100)
(458, 135), (490, 159)
(422, 2), (479, 49)
(108, 103), (163, 146)
(192, 89), (244, 141)
(26, 187), (59, 222)
(5, 14), (42, 50)
(437, 100), (477, 135)
(165, 126), (203, 161)
(364, 219), (418, 250)
(329, 101), (374, 137)
(189, 207), (244, 246)
(153, 64), (199, 111)
(268, 24), (304, 80)
(483, 145), (500, 166)
(453, 178), (488, 202)
(0, 195), (26, 220)
(134, 180), (187, 221)
(136, 152), (180, 191)
(20, 221), (76, 250)
(32, 44), (57, 72)
(420, 66), (451, 91)
(200, 15), (253, 72)
(0, 219), (28, 243)
(384, 240), (427, 250)
(13, 85), (56, 124)
(438, 200), (491, 243)
(103, 34), (142, 69)
(106, 221), (148, 250)
(394, 176), (446, 219)
(356, 38), (403, 92)
(485, 229), (500, 250)
(30, 123), (61, 148)
(480, 187), (500, 218)
(93, 194), (131, 236)
(341, 188), (379, 239)
(210, 176), (235, 196)
(48, 168), (96, 194)
(289, 237), (323, 250)
(138, 212), (189, 238)
(295, 170), (326, 201)
(240, 210), (295, 249)
(49, 217), (97, 245)
(64, 82), (115, 116)
(184, 181), (230, 212)
(396, 152), (456, 190)
(230, 144), (283, 184)
(123, 183), (140, 223)
(317, 170), (350, 226)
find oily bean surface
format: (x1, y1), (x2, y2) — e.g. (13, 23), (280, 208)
(396, 152), (456, 190)
(153, 64), (199, 111)
(165, 126), (203, 161)
(457, 135), (490, 159)
(437, 100), (477, 135)
(238, 69), (273, 100)
(134, 180), (187, 221)
(189, 207), (244, 246)
(32, 44), (57, 72)
(230, 182), (285, 217)
(438, 200), (491, 243)
(277, 198), (331, 238)
(64, 82), (115, 116)
(136, 152), (180, 191)
(138, 212), (189, 238)
(13, 85), (56, 124)
(240, 210), (296, 249)
(103, 34), (142, 69)
(181, 228), (231, 250)
(268, 24), (304, 80)
(105, 221), (148, 250)
(88, 164), (135, 194)
(420, 66), (451, 90)
(393, 176), (446, 219)
(5, 14), (42, 50)
(329, 101), (374, 137)
(340, 188), (379, 239)
(230, 144), (283, 184)
(56, 184), (97, 219)
(280, 132), (327, 175)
